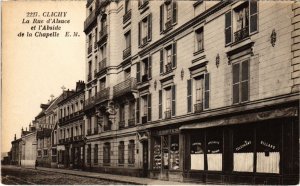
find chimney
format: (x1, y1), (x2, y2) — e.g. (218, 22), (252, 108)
(21, 127), (23, 132)
(14, 134), (16, 141)
(26, 127), (27, 131)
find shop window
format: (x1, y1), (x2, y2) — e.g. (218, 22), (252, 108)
(233, 126), (254, 172)
(128, 140), (135, 165)
(206, 129), (223, 171)
(118, 141), (125, 164)
(162, 136), (169, 169)
(190, 133), (205, 170)
(153, 137), (162, 170)
(103, 142), (110, 164)
(170, 135), (180, 170)
(94, 144), (98, 165)
(256, 123), (280, 174)
(232, 60), (249, 104)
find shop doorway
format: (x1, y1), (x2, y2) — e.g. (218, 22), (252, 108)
(142, 141), (148, 177)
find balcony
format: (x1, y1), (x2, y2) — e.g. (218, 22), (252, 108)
(94, 127), (99, 134)
(194, 102), (203, 113)
(123, 10), (132, 24)
(95, 87), (110, 104)
(234, 26), (249, 43)
(98, 26), (108, 44)
(113, 77), (137, 98)
(165, 63), (173, 73)
(87, 129), (92, 135)
(84, 96), (95, 110)
(128, 118), (135, 127)
(87, 45), (92, 55)
(165, 19), (172, 30)
(84, 9), (97, 32)
(165, 110), (171, 119)
(141, 115), (147, 124)
(74, 135), (84, 141)
(87, 73), (92, 82)
(142, 74), (149, 83)
(119, 120), (125, 129)
(99, 58), (107, 72)
(123, 47), (131, 59)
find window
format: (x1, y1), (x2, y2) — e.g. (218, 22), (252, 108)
(124, 68), (131, 80)
(44, 149), (48, 156)
(195, 78), (203, 104)
(190, 133), (205, 170)
(195, 28), (204, 52)
(94, 144), (98, 164)
(138, 14), (152, 47)
(128, 100), (135, 120)
(119, 104), (125, 122)
(100, 45), (106, 60)
(95, 28), (98, 43)
(87, 144), (91, 164)
(160, 85), (176, 119)
(160, 0), (177, 32)
(99, 78), (106, 91)
(88, 61), (92, 78)
(125, 31), (131, 49)
(103, 142), (110, 164)
(118, 141), (125, 164)
(128, 140), (135, 164)
(232, 60), (249, 104)
(170, 135), (179, 170)
(142, 96), (148, 116)
(160, 43), (176, 74)
(207, 129), (223, 171)
(225, 1), (258, 44)
(38, 150), (42, 157)
(136, 56), (152, 83)
(140, 94), (151, 124)
(165, 87), (171, 112)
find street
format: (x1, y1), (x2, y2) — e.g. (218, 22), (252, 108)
(1, 166), (129, 185)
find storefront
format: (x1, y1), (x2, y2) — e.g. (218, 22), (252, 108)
(181, 106), (299, 184)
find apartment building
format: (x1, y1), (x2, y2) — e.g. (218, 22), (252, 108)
(56, 81), (85, 169)
(84, 0), (299, 184)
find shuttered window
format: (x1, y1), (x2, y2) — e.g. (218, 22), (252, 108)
(187, 79), (192, 113)
(204, 73), (210, 109)
(136, 62), (141, 83)
(148, 56), (152, 79)
(159, 90), (162, 119)
(249, 0), (258, 34)
(160, 49), (164, 74)
(172, 42), (177, 68)
(136, 98), (140, 123)
(147, 14), (152, 41)
(138, 22), (141, 46)
(147, 94), (152, 121)
(118, 141), (125, 164)
(225, 11), (232, 45)
(232, 60), (249, 104)
(172, 85), (176, 116)
(160, 4), (164, 33)
(160, 1), (177, 33)
(172, 1), (177, 24)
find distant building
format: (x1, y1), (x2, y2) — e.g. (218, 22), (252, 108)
(11, 134), (22, 165)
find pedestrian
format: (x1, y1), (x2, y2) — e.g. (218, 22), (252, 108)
(35, 160), (38, 170)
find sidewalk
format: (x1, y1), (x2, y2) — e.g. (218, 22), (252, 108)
(34, 167), (195, 185)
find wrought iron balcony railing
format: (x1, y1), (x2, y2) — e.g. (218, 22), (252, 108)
(84, 9), (97, 31)
(165, 19), (172, 30)
(84, 96), (95, 110)
(123, 10), (132, 24)
(165, 110), (171, 119)
(194, 102), (203, 113)
(103, 124), (111, 131)
(234, 26), (249, 43)
(74, 135), (84, 141)
(87, 73), (92, 82)
(95, 87), (110, 104)
(165, 62), (173, 73)
(98, 58), (107, 72)
(99, 26), (108, 40)
(119, 120), (125, 129)
(113, 77), (137, 98)
(123, 47), (131, 59)
(128, 118), (135, 127)
(141, 115), (147, 124)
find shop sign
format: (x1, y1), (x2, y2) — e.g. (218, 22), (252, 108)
(153, 128), (179, 136)
(207, 141), (220, 153)
(235, 140), (251, 151)
(260, 140), (276, 150)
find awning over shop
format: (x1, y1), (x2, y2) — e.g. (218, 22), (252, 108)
(180, 106), (298, 130)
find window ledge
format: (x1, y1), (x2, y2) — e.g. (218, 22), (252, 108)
(193, 49), (204, 56)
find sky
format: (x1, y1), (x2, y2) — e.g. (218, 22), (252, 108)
(2, 1), (86, 153)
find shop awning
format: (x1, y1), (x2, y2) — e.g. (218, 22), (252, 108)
(180, 106), (298, 130)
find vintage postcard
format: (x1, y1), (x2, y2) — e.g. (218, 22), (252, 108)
(1, 0), (299, 185)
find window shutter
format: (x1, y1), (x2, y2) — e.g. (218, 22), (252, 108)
(136, 97), (140, 123)
(148, 55), (152, 79)
(172, 42), (177, 68)
(204, 73), (210, 109)
(136, 61), (141, 83)
(138, 0), (141, 8)
(138, 22), (141, 47)
(159, 90), (162, 119)
(187, 79), (192, 113)
(147, 14), (152, 41)
(160, 49), (164, 73)
(249, 0), (258, 34)
(160, 4), (164, 33)
(232, 63), (240, 104)
(147, 94), (151, 121)
(225, 11), (232, 44)
(172, 1), (177, 24)
(172, 85), (176, 116)
(241, 60), (249, 102)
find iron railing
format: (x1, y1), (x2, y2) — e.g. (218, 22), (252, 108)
(194, 102), (203, 113)
(84, 9), (97, 31)
(128, 118), (135, 127)
(165, 110), (171, 119)
(165, 63), (172, 73)
(119, 120), (125, 129)
(234, 26), (249, 42)
(113, 77), (137, 98)
(95, 87), (110, 104)
(123, 47), (131, 59)
(123, 10), (132, 24)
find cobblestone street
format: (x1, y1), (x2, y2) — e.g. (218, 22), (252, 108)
(1, 166), (129, 185)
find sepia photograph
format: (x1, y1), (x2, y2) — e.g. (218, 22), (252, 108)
(1, 0), (300, 185)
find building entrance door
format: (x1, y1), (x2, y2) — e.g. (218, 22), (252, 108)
(142, 141), (148, 177)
